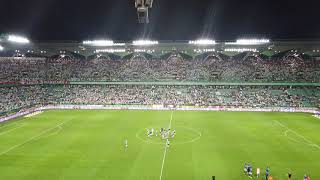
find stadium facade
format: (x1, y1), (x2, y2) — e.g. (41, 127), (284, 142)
(1, 40), (320, 60)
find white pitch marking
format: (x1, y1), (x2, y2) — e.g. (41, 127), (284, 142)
(159, 111), (173, 180)
(0, 124), (25, 136)
(274, 120), (320, 149)
(284, 130), (289, 137)
(0, 122), (19, 129)
(0, 119), (71, 156)
(36, 125), (63, 140)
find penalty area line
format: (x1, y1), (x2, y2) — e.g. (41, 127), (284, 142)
(274, 120), (320, 150)
(159, 111), (174, 180)
(0, 124), (25, 136)
(0, 119), (71, 157)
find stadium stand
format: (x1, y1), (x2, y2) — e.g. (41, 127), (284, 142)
(0, 55), (320, 82)
(1, 84), (320, 115)
(1, 41), (320, 116)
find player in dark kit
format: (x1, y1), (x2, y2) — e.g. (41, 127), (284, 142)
(248, 165), (253, 177)
(244, 163), (248, 174)
(247, 165), (250, 175)
(288, 172), (292, 180)
(266, 167), (270, 180)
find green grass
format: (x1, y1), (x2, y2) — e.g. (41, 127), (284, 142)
(0, 110), (320, 180)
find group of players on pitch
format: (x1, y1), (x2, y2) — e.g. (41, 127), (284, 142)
(124, 128), (176, 149)
(244, 164), (270, 179)
(146, 128), (176, 147)
(244, 163), (311, 180)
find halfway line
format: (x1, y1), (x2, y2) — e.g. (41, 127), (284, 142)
(159, 111), (174, 180)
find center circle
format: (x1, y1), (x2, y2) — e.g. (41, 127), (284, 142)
(136, 126), (201, 145)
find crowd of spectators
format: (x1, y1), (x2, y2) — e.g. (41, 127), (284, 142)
(0, 85), (47, 113)
(0, 55), (319, 82)
(1, 55), (319, 114)
(1, 85), (319, 114)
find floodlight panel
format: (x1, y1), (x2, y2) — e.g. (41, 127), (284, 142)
(235, 39), (270, 45)
(95, 49), (126, 53)
(189, 39), (216, 45)
(83, 40), (115, 46)
(133, 40), (158, 46)
(8, 35), (30, 44)
(224, 48), (257, 52)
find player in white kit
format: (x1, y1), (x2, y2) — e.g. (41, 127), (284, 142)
(124, 139), (128, 149)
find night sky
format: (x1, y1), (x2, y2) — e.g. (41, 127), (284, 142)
(0, 0), (319, 41)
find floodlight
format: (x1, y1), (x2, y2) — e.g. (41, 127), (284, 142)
(0, 45), (3, 51)
(193, 49), (215, 53)
(133, 40), (158, 46)
(189, 39), (216, 45)
(226, 39), (270, 45)
(8, 35), (30, 44)
(95, 49), (126, 53)
(236, 39), (269, 45)
(224, 48), (257, 52)
(113, 43), (126, 46)
(134, 49), (155, 53)
(83, 40), (115, 46)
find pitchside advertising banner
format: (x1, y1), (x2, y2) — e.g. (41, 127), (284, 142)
(1, 105), (319, 123)
(0, 80), (69, 86)
(0, 81), (17, 85)
(19, 80), (69, 85)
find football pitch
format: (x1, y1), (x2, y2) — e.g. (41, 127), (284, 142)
(0, 110), (320, 180)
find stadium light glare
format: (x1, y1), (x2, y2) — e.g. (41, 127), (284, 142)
(134, 49), (155, 53)
(224, 48), (257, 52)
(132, 40), (158, 46)
(189, 39), (216, 45)
(193, 49), (215, 53)
(95, 49), (126, 53)
(226, 39), (270, 45)
(83, 40), (116, 46)
(0, 45), (3, 51)
(7, 35), (30, 44)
